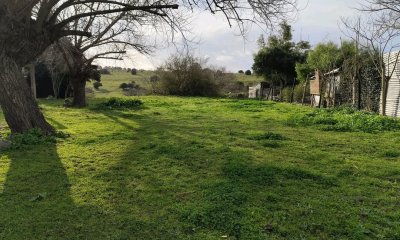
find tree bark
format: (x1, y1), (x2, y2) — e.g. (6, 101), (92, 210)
(28, 64), (37, 99)
(0, 55), (54, 134)
(71, 76), (87, 108)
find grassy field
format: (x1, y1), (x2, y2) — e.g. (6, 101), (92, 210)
(89, 71), (262, 98)
(235, 73), (264, 86)
(91, 71), (154, 98)
(0, 72), (399, 239)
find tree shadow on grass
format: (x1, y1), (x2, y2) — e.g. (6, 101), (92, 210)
(92, 111), (340, 239)
(46, 117), (68, 130)
(0, 144), (109, 239)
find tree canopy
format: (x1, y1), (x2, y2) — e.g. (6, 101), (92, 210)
(252, 22), (310, 88)
(0, 0), (298, 134)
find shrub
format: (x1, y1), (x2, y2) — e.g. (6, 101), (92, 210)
(383, 150), (400, 158)
(8, 129), (69, 149)
(156, 54), (219, 97)
(147, 75), (161, 94)
(95, 97), (143, 109)
(238, 70), (244, 74)
(248, 132), (286, 141)
(287, 108), (400, 133)
(119, 82), (138, 90)
(131, 68), (137, 75)
(99, 68), (111, 74)
(215, 71), (247, 97)
(150, 75), (160, 82)
(93, 81), (102, 90)
(126, 82), (135, 89)
(245, 70), (252, 75)
(119, 83), (128, 89)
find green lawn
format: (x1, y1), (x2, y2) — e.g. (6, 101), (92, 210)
(0, 73), (399, 239)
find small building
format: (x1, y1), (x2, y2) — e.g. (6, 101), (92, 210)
(382, 52), (400, 117)
(310, 68), (341, 107)
(248, 82), (276, 100)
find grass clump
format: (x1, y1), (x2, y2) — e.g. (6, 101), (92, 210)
(8, 128), (68, 149)
(287, 106), (400, 133)
(383, 150), (400, 159)
(248, 132), (286, 141)
(95, 97), (143, 109)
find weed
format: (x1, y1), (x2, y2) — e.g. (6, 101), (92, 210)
(248, 132), (286, 141)
(287, 108), (400, 133)
(383, 150), (400, 159)
(8, 128), (69, 149)
(94, 97), (143, 109)
(262, 140), (281, 148)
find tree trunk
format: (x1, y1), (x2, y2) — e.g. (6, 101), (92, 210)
(28, 64), (37, 99)
(0, 55), (54, 134)
(290, 77), (296, 103)
(301, 80), (307, 105)
(71, 76), (87, 108)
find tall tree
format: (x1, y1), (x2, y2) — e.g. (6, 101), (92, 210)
(0, 0), (297, 134)
(56, 7), (152, 107)
(252, 22), (310, 99)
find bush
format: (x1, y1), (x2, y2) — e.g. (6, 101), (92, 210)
(119, 83), (128, 89)
(90, 68), (101, 82)
(8, 129), (69, 149)
(238, 70), (244, 74)
(287, 107), (400, 133)
(147, 75), (161, 94)
(156, 54), (220, 97)
(93, 81), (102, 90)
(131, 68), (137, 75)
(99, 68), (111, 74)
(126, 82), (135, 89)
(245, 70), (252, 75)
(150, 75), (160, 82)
(119, 82), (139, 90)
(248, 132), (286, 141)
(95, 97), (143, 109)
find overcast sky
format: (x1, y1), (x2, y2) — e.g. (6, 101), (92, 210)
(96, 0), (362, 72)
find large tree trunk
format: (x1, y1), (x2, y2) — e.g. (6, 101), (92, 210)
(0, 55), (54, 134)
(71, 76), (87, 108)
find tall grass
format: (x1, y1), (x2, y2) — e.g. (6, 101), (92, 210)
(287, 106), (400, 133)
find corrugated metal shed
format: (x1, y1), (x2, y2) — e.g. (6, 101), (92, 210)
(383, 52), (400, 117)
